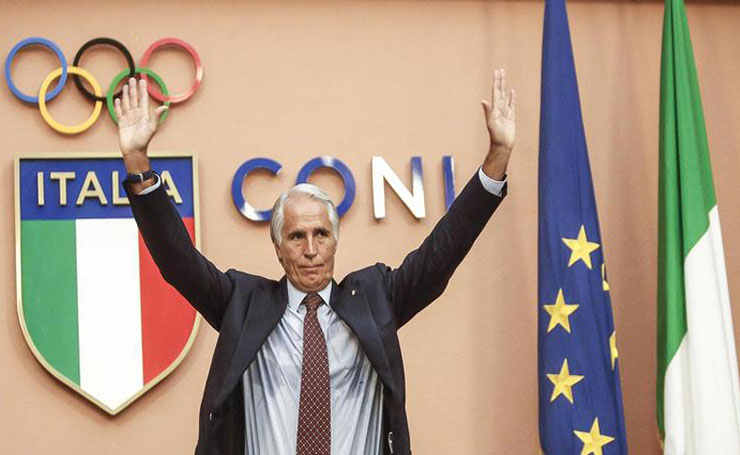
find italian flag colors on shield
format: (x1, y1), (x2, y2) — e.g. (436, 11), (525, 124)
(16, 155), (199, 415)
(658, 0), (740, 452)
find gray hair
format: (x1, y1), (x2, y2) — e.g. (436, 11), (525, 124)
(270, 183), (340, 245)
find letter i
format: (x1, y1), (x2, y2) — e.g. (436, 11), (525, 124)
(442, 156), (455, 211)
(37, 171), (44, 206)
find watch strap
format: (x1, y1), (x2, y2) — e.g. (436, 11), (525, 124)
(124, 169), (155, 184)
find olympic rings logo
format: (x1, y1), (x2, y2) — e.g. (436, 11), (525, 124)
(5, 37), (203, 135)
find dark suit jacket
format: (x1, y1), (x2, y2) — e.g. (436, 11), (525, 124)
(126, 172), (505, 455)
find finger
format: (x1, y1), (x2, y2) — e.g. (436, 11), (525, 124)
(481, 100), (492, 121)
(507, 89), (516, 119)
(492, 69), (504, 110)
(129, 77), (138, 109)
(114, 97), (123, 119)
(490, 69), (498, 104)
(149, 105), (169, 132)
(122, 83), (131, 112)
(154, 105), (169, 121)
(500, 69), (507, 99)
(139, 78), (148, 112)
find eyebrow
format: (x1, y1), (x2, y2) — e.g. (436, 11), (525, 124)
(287, 227), (330, 237)
(287, 229), (305, 237)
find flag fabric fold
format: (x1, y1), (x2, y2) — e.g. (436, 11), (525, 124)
(657, 0), (740, 452)
(538, 0), (628, 453)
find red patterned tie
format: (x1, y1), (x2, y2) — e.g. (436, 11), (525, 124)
(296, 292), (331, 455)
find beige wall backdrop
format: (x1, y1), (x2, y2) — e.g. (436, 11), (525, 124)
(2, 0), (740, 453)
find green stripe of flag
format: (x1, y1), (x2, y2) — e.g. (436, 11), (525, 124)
(657, 0), (718, 435)
(21, 220), (80, 385)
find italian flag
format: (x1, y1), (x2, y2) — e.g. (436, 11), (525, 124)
(18, 157), (197, 414)
(657, 0), (740, 452)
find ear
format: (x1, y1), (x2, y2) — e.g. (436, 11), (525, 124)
(273, 241), (283, 264)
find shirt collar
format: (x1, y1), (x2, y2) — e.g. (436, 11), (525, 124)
(286, 279), (333, 311)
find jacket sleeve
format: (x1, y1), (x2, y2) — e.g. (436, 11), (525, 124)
(125, 180), (233, 331)
(381, 171), (506, 328)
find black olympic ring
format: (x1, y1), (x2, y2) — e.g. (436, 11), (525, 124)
(72, 37), (136, 103)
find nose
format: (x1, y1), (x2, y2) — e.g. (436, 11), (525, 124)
(305, 235), (318, 258)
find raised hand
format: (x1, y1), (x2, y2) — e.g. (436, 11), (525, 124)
(114, 77), (168, 159)
(481, 69), (516, 180)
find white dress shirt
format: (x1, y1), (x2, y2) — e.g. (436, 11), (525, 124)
(242, 280), (384, 455)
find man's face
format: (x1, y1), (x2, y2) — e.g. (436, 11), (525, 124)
(274, 195), (337, 293)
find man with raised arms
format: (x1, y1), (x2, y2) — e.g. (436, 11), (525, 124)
(115, 69), (515, 455)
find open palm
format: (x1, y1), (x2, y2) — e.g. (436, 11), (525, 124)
(114, 78), (168, 156)
(482, 69), (515, 150)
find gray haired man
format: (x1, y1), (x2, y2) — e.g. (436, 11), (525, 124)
(117, 69), (515, 455)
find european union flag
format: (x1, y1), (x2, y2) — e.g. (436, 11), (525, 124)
(538, 0), (628, 453)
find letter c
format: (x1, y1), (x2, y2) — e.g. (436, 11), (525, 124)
(231, 158), (282, 222)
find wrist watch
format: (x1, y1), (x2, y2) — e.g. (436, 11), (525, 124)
(124, 169), (155, 184)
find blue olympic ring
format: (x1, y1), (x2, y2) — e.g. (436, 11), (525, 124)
(5, 37), (68, 104)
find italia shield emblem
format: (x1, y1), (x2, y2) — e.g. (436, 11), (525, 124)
(15, 152), (200, 415)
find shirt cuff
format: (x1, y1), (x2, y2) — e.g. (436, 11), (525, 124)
(478, 167), (506, 197)
(136, 174), (162, 195)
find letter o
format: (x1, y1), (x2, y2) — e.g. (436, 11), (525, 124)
(295, 156), (356, 217)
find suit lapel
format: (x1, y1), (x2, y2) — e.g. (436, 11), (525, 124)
(330, 281), (397, 398)
(215, 276), (288, 406)
(216, 277), (397, 406)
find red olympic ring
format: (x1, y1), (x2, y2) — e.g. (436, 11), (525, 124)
(140, 38), (203, 104)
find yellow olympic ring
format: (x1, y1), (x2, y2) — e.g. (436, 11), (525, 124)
(38, 66), (102, 135)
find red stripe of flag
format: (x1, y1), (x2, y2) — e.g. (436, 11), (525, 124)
(139, 218), (197, 385)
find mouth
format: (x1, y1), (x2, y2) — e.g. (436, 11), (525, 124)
(300, 264), (323, 273)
